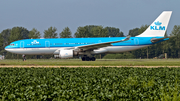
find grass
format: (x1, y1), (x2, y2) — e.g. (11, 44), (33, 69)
(0, 59), (180, 66)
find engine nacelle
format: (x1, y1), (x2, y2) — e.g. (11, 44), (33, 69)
(59, 50), (76, 59)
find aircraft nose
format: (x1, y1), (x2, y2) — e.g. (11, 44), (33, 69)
(5, 45), (10, 51)
(5, 45), (18, 54)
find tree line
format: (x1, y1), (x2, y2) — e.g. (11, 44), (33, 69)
(0, 25), (179, 59)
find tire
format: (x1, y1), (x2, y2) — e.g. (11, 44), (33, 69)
(85, 57), (90, 61)
(82, 57), (86, 61)
(91, 57), (96, 61)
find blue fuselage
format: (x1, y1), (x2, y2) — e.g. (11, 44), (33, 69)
(5, 37), (168, 55)
(6, 37), (162, 48)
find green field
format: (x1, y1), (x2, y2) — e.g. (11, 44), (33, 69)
(0, 59), (180, 66)
(0, 67), (180, 100)
(1, 59), (180, 100)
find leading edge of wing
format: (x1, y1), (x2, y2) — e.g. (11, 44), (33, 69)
(75, 36), (131, 51)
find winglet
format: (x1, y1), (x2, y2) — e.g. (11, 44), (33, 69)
(125, 35), (131, 40)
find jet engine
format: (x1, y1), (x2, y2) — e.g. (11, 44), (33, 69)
(59, 50), (78, 59)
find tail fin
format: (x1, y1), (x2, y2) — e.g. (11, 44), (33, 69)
(136, 11), (172, 37)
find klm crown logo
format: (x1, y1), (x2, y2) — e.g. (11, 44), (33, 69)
(31, 40), (39, 44)
(150, 21), (165, 30)
(154, 21), (162, 26)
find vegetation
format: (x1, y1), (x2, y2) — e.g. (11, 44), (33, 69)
(59, 27), (72, 38)
(0, 67), (180, 100)
(44, 27), (58, 38)
(0, 59), (180, 66)
(103, 52), (135, 59)
(29, 28), (41, 39)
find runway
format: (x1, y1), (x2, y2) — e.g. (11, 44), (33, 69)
(0, 65), (179, 68)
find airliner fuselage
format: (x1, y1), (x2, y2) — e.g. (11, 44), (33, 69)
(5, 37), (167, 55)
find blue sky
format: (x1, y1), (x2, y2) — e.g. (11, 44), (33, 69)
(0, 0), (179, 37)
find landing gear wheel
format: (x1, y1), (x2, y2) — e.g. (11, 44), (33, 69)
(82, 56), (96, 61)
(22, 55), (26, 61)
(82, 57), (86, 61)
(91, 57), (96, 61)
(85, 57), (90, 61)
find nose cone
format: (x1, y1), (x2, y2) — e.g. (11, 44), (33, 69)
(5, 45), (10, 52)
(5, 45), (16, 54)
(5, 45), (20, 54)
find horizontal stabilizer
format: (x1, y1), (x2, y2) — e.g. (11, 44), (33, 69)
(151, 36), (172, 43)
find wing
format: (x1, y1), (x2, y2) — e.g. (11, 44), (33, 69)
(75, 36), (130, 51)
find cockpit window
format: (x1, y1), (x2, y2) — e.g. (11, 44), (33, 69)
(10, 44), (14, 46)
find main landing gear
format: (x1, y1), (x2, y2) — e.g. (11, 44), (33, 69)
(82, 56), (96, 61)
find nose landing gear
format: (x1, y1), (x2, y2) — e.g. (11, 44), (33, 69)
(22, 54), (26, 61)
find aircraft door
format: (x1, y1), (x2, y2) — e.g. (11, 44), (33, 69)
(134, 38), (139, 45)
(20, 41), (24, 48)
(45, 41), (50, 48)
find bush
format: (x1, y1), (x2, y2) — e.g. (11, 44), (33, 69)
(0, 67), (180, 100)
(103, 52), (135, 59)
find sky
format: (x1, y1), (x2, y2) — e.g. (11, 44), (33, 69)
(0, 0), (179, 37)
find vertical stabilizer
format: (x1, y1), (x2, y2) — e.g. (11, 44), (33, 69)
(136, 11), (172, 37)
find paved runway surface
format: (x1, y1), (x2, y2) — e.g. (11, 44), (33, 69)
(0, 65), (179, 68)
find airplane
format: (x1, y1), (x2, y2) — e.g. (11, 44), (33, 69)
(5, 11), (172, 61)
